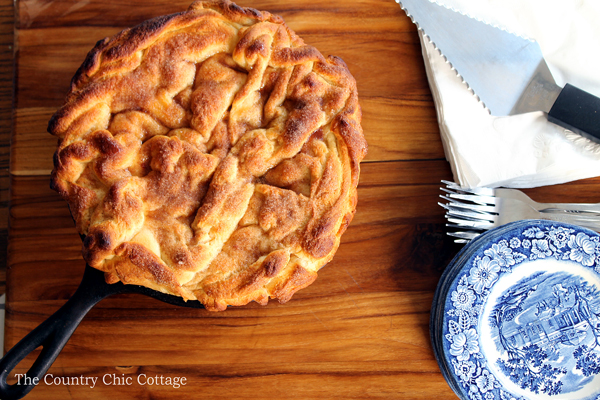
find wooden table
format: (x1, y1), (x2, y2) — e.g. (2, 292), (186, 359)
(5, 0), (600, 399)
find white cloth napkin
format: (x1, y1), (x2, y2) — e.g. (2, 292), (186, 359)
(416, 0), (600, 188)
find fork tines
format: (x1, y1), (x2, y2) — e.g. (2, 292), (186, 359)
(439, 180), (498, 243)
(440, 180), (600, 244)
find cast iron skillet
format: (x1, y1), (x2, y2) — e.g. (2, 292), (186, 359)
(0, 264), (205, 400)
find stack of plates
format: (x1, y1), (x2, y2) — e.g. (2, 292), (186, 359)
(431, 219), (600, 400)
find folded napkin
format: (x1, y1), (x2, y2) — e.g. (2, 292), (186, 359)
(416, 0), (600, 188)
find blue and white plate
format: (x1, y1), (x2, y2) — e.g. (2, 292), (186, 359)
(432, 220), (600, 400)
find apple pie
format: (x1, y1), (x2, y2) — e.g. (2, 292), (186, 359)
(49, 0), (367, 311)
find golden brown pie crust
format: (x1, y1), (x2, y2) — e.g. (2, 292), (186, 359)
(49, 0), (367, 311)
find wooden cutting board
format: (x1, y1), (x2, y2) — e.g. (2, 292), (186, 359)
(7, 0), (463, 398)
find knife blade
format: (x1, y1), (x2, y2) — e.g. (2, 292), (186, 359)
(397, 0), (600, 143)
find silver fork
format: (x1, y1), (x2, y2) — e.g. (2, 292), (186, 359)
(439, 180), (600, 243)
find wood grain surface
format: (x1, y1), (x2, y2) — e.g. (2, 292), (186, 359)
(0, 0), (14, 293)
(5, 0), (600, 399)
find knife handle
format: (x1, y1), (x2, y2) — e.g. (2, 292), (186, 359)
(548, 83), (600, 143)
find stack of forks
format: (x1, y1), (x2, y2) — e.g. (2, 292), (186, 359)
(439, 180), (600, 243)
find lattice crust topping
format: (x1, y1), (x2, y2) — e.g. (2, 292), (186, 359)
(49, 0), (367, 311)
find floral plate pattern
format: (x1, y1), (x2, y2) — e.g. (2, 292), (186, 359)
(431, 220), (600, 400)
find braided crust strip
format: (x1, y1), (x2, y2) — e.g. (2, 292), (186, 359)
(49, 0), (367, 311)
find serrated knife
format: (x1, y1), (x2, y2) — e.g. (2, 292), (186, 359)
(397, 0), (600, 143)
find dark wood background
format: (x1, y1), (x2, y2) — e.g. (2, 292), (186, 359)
(3, 0), (600, 399)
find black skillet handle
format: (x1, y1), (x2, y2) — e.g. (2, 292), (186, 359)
(0, 266), (122, 400)
(548, 83), (600, 143)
